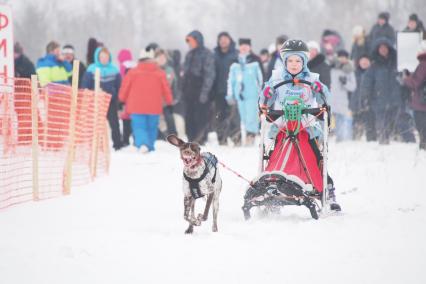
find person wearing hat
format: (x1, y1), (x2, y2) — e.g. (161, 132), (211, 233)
(307, 40), (331, 89)
(14, 42), (35, 79)
(368, 12), (396, 54)
(403, 14), (426, 39)
(226, 38), (263, 146)
(350, 54), (376, 141)
(182, 30), (215, 145)
(330, 49), (357, 142)
(350, 25), (370, 65)
(82, 47), (123, 150)
(36, 41), (72, 86)
(119, 48), (173, 153)
(62, 44), (86, 88)
(260, 39), (341, 212)
(403, 40), (426, 150)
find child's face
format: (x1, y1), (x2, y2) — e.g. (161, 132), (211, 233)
(286, 55), (303, 75)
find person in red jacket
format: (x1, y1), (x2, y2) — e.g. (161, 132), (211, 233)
(119, 48), (173, 153)
(403, 40), (426, 150)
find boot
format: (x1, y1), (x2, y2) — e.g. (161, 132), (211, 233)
(302, 197), (319, 220)
(327, 185), (341, 211)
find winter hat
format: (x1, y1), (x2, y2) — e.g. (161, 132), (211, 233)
(14, 42), (23, 55)
(239, 38), (251, 46)
(418, 40), (426, 55)
(139, 48), (155, 60)
(276, 35), (289, 46)
(352, 25), (365, 37)
(378, 12), (390, 22)
(260, 48), (269, 55)
(46, 41), (60, 54)
(62, 44), (75, 55)
(146, 43), (159, 52)
(409, 13), (419, 22)
(337, 49), (349, 58)
(307, 41), (320, 51)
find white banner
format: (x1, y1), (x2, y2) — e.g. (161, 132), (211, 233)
(397, 32), (422, 72)
(0, 4), (14, 83)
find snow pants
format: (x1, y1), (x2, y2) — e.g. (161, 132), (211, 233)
(130, 114), (160, 151)
(237, 98), (259, 135)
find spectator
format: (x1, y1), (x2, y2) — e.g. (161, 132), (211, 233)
(36, 41), (72, 87)
(86, 37), (101, 66)
(117, 49), (135, 147)
(119, 48), (173, 153)
(82, 47), (123, 150)
(368, 12), (396, 53)
(350, 54), (376, 141)
(182, 30), (215, 144)
(226, 38), (263, 146)
(320, 29), (345, 63)
(155, 49), (177, 137)
(212, 31), (239, 145)
(403, 40), (426, 150)
(350, 25), (370, 65)
(259, 48), (271, 73)
(360, 38), (402, 145)
(266, 35), (288, 80)
(403, 13), (426, 38)
(62, 44), (86, 87)
(14, 42), (35, 79)
(330, 50), (357, 142)
(307, 40), (331, 88)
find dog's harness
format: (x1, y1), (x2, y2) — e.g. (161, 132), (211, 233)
(184, 153), (218, 199)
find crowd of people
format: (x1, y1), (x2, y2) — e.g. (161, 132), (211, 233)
(13, 12), (426, 152)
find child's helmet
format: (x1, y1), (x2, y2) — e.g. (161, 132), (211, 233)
(279, 39), (309, 59)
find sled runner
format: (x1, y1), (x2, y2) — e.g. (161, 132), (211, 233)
(242, 80), (330, 220)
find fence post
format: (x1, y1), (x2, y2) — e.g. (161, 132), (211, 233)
(31, 75), (40, 201)
(63, 60), (80, 195)
(90, 68), (100, 180)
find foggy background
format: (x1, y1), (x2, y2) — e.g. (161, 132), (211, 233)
(4, 0), (426, 64)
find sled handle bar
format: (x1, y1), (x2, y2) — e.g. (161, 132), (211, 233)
(266, 107), (328, 122)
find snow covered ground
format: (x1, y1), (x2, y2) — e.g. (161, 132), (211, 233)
(1, 140), (425, 284)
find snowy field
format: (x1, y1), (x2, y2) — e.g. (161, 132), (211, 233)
(0, 140), (425, 284)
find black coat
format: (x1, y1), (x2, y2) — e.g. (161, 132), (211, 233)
(14, 54), (35, 79)
(350, 40), (370, 64)
(212, 38), (238, 98)
(68, 61), (87, 88)
(266, 52), (281, 82)
(368, 23), (396, 54)
(360, 38), (402, 112)
(307, 54), (331, 89)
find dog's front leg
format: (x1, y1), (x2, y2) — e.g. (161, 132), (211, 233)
(184, 195), (195, 234)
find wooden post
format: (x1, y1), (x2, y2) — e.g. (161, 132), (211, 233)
(104, 120), (111, 175)
(63, 60), (80, 195)
(1, 93), (8, 155)
(31, 75), (40, 201)
(90, 68), (100, 180)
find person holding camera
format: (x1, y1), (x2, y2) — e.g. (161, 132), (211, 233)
(329, 50), (356, 142)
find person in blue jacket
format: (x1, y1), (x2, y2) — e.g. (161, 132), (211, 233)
(226, 38), (263, 146)
(82, 47), (123, 150)
(260, 39), (341, 211)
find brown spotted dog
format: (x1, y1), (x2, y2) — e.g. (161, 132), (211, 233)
(167, 134), (222, 234)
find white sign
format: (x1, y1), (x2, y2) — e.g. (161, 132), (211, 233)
(0, 4), (14, 83)
(397, 32), (422, 72)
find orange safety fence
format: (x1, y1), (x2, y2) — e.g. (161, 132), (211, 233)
(0, 77), (111, 210)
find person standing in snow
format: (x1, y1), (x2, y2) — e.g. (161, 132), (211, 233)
(403, 14), (426, 39)
(266, 35), (288, 81)
(259, 48), (271, 75)
(350, 25), (370, 65)
(82, 47), (123, 151)
(212, 31), (239, 145)
(350, 54), (376, 141)
(181, 30), (216, 145)
(360, 38), (403, 145)
(330, 50), (357, 142)
(155, 49), (178, 138)
(14, 42), (35, 79)
(119, 48), (173, 153)
(226, 38), (263, 146)
(36, 41), (72, 87)
(117, 49), (135, 147)
(368, 12), (396, 53)
(403, 41), (426, 150)
(62, 44), (86, 88)
(307, 41), (331, 89)
(320, 30), (345, 63)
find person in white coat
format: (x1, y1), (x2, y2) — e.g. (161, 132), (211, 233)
(330, 50), (357, 141)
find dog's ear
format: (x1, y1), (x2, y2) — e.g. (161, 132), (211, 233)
(167, 134), (185, 148)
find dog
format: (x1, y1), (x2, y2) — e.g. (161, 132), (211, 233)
(167, 134), (222, 234)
